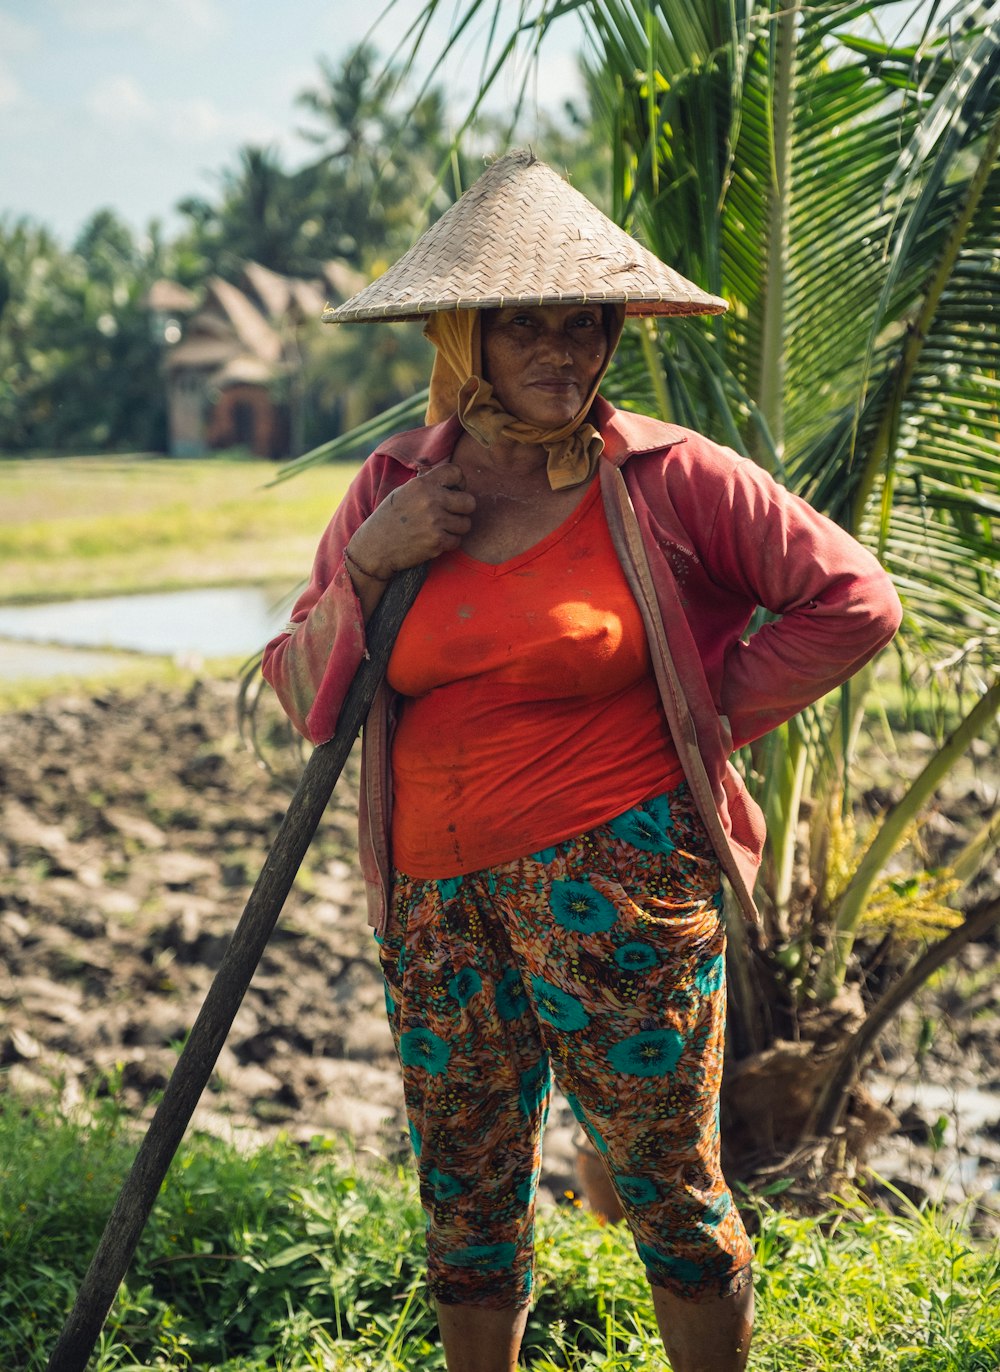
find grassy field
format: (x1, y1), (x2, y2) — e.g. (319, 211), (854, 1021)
(3, 1090), (998, 1372)
(0, 453), (361, 604)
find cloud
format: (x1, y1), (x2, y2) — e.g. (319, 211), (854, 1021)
(166, 95), (277, 148)
(0, 68), (20, 110)
(85, 74), (156, 126)
(0, 11), (38, 54)
(83, 75), (282, 154)
(0, 10), (37, 109)
(55, 0), (224, 50)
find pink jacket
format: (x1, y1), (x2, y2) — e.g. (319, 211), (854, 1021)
(262, 398), (902, 934)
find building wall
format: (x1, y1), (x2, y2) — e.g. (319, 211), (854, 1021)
(167, 371), (212, 457)
(207, 383), (288, 458)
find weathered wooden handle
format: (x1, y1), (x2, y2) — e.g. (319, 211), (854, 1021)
(46, 564), (427, 1372)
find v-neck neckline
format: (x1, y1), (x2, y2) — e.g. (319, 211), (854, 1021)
(449, 479), (602, 577)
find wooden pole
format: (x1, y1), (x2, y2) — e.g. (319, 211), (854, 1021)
(46, 566), (426, 1372)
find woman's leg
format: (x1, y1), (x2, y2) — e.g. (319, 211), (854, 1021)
(652, 1281), (754, 1372)
(496, 786), (755, 1365)
(436, 1301), (530, 1372)
(379, 872), (548, 1367)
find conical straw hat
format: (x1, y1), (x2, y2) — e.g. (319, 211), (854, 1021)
(323, 149), (726, 323)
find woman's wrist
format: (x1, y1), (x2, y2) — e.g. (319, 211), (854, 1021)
(345, 541), (393, 583)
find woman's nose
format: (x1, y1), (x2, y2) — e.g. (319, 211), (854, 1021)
(535, 328), (573, 363)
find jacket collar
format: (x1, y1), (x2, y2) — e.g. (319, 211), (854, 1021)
(375, 395), (688, 470)
(376, 413), (463, 469)
(591, 396), (689, 466)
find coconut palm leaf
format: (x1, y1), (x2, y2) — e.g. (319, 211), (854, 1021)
(269, 388), (429, 484)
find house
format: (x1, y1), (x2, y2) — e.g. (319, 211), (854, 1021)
(149, 260), (365, 458)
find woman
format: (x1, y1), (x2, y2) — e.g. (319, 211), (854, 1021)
(263, 151), (901, 1372)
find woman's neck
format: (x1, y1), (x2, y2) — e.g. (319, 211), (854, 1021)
(450, 430), (595, 564)
(455, 431), (549, 485)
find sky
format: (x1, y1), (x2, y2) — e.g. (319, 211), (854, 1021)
(0, 0), (588, 247)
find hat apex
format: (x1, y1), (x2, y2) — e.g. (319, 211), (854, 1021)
(324, 149), (725, 323)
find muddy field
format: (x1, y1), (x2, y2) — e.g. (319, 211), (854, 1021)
(0, 678), (582, 1201)
(0, 677), (997, 1220)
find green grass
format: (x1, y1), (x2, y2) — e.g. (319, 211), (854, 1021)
(0, 454), (360, 604)
(2, 1090), (998, 1371)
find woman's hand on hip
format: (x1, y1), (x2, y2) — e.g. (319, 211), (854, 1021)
(347, 463), (476, 581)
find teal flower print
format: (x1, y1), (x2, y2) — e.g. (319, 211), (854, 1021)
(563, 1090), (586, 1123)
(448, 966), (482, 1006)
(563, 1091), (609, 1152)
(695, 954), (725, 996)
(399, 1027), (452, 1076)
(643, 790), (675, 833)
(515, 1170), (539, 1204)
(614, 941), (659, 972)
(408, 1120), (422, 1158)
(588, 1122), (609, 1154)
(607, 1028), (685, 1077)
(444, 1241), (518, 1270)
(550, 880), (618, 933)
(614, 1173), (659, 1206)
(428, 1167), (465, 1201)
(530, 845), (558, 864)
(496, 967), (529, 1022)
(518, 1057), (551, 1117)
(637, 1243), (705, 1286)
(530, 976), (590, 1032)
(702, 1191), (732, 1227)
(383, 981), (396, 1017)
(437, 876), (462, 904)
(609, 808), (674, 854)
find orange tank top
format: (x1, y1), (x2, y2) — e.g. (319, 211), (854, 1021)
(386, 479), (682, 876)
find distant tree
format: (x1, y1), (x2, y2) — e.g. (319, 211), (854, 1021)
(294, 42), (459, 266)
(0, 218), (66, 450)
(175, 146), (312, 280)
(0, 210), (166, 453)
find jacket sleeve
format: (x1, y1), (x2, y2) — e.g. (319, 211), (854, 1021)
(261, 457), (390, 745)
(702, 456), (902, 750)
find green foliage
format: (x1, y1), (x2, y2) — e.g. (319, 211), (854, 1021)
(0, 37), (601, 458)
(751, 1195), (1000, 1370)
(553, 0), (1000, 1003)
(0, 211), (169, 455)
(2, 1091), (999, 1370)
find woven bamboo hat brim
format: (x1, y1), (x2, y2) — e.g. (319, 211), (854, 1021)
(323, 149), (726, 323)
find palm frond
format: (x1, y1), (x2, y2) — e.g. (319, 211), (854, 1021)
(268, 389), (429, 485)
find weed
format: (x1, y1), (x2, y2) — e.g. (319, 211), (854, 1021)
(2, 1093), (999, 1370)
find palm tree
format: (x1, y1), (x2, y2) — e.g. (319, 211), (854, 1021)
(343, 0), (1000, 1178)
(295, 43), (461, 265)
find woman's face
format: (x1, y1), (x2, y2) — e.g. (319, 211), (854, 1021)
(481, 303), (609, 429)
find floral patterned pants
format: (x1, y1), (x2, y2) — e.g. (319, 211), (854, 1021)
(378, 782), (754, 1308)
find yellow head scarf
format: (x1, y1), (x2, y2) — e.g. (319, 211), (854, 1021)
(423, 306), (625, 491)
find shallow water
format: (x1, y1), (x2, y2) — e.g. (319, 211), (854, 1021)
(0, 585), (292, 678)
